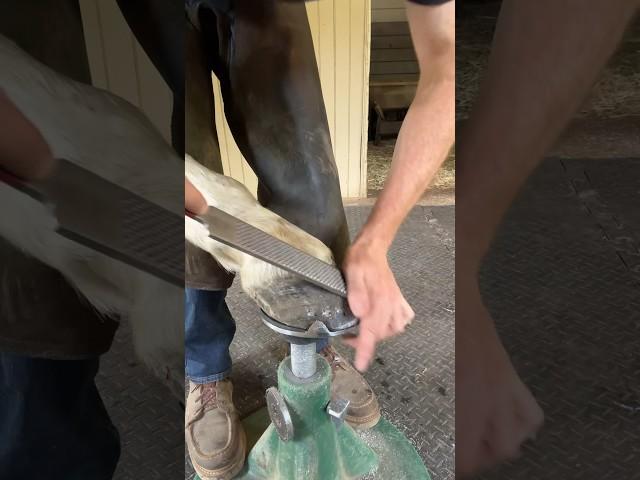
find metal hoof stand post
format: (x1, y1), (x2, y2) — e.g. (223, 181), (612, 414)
(197, 313), (430, 480)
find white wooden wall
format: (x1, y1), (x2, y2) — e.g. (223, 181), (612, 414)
(372, 0), (407, 22)
(78, 0), (173, 142)
(79, 0), (371, 199)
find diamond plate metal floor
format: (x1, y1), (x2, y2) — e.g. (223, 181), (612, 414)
(479, 158), (640, 479)
(97, 320), (184, 480)
(184, 205), (456, 480)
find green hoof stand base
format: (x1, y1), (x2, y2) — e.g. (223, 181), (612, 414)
(234, 412), (430, 480)
(196, 356), (430, 480)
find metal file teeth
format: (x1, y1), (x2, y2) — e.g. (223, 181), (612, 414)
(198, 206), (348, 297)
(233, 221), (347, 296)
(15, 158), (184, 287)
(120, 195), (184, 283)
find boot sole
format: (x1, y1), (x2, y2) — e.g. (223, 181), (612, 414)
(192, 428), (247, 480)
(346, 409), (382, 431)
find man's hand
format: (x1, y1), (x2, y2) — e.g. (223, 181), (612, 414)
(185, 177), (207, 215)
(0, 90), (55, 179)
(340, 1), (453, 371)
(455, 1), (638, 474)
(342, 237), (414, 371)
(456, 275), (544, 477)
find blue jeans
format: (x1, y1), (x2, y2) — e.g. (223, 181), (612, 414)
(185, 289), (328, 384)
(0, 353), (120, 480)
(185, 289), (236, 383)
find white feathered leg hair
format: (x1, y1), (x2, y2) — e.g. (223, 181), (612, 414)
(0, 35), (184, 398)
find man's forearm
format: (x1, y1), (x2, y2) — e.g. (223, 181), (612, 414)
(357, 1), (455, 251)
(457, 0), (639, 272)
(358, 74), (454, 251)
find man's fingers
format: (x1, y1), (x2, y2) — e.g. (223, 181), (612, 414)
(474, 438), (498, 476)
(341, 336), (357, 348)
(393, 303), (412, 333)
(389, 311), (406, 335)
(185, 178), (207, 215)
(353, 327), (377, 372)
(403, 300), (415, 323)
(389, 296), (414, 334)
(485, 409), (523, 464)
(344, 268), (370, 318)
(516, 389), (544, 431)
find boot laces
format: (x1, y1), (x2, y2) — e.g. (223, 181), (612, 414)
(320, 346), (347, 372)
(193, 382), (218, 414)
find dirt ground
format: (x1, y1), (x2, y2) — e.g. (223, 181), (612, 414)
(367, 141), (455, 198)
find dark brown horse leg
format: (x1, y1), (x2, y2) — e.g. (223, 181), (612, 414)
(190, 1), (354, 330)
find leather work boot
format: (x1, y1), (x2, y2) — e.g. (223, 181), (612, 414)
(186, 379), (246, 480)
(320, 345), (381, 430)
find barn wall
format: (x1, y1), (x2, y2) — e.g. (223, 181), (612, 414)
(79, 0), (371, 199)
(79, 0), (173, 142)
